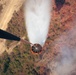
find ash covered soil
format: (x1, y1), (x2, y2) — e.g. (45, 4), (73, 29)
(0, 0), (76, 75)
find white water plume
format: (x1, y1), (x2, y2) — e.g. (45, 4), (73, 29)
(24, 0), (52, 46)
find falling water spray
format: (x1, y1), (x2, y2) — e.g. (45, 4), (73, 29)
(24, 0), (52, 48)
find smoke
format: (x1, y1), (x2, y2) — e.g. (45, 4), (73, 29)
(24, 0), (52, 46)
(48, 21), (76, 75)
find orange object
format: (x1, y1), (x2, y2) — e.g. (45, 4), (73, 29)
(31, 44), (42, 54)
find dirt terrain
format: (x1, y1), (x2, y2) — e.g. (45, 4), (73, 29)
(0, 0), (25, 54)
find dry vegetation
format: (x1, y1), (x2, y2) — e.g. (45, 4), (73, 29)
(6, 7), (26, 48)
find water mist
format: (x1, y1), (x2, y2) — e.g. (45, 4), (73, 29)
(24, 0), (52, 46)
